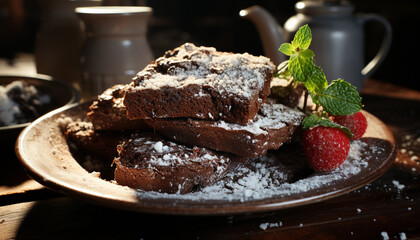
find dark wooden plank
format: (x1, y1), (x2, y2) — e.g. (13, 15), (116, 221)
(0, 146), (46, 205)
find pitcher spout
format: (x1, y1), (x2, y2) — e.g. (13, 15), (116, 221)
(239, 5), (286, 65)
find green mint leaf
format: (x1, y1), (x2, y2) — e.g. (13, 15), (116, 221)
(317, 79), (363, 115)
(289, 56), (327, 94)
(304, 64), (328, 93)
(279, 43), (294, 56)
(299, 49), (314, 59)
(289, 54), (314, 83)
(302, 114), (354, 138)
(291, 25), (312, 50)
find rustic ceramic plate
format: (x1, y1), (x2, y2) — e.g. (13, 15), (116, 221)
(16, 102), (396, 215)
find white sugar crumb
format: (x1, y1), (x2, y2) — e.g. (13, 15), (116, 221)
(356, 208), (361, 213)
(259, 223), (269, 230)
(213, 103), (305, 135)
(269, 223), (277, 228)
(381, 231), (389, 240)
(259, 221), (282, 230)
(153, 141), (164, 153)
(131, 137), (229, 170)
(399, 232), (407, 240)
(392, 180), (405, 190)
(136, 140), (374, 202)
(133, 43), (274, 100)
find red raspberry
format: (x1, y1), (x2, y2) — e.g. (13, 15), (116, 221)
(334, 111), (367, 140)
(302, 126), (350, 172)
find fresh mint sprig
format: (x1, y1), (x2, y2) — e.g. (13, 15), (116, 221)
(277, 24), (363, 135)
(278, 25), (327, 94)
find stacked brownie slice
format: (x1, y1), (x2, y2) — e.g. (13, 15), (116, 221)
(124, 43), (273, 125)
(62, 43), (305, 194)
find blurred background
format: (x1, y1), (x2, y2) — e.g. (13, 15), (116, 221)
(0, 0), (418, 90)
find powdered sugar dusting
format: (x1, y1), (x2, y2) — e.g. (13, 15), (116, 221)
(213, 103), (305, 135)
(132, 43), (274, 99)
(125, 136), (229, 172)
(136, 140), (375, 201)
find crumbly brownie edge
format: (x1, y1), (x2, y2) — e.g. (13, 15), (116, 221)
(62, 120), (126, 161)
(124, 84), (262, 125)
(87, 84), (150, 131)
(87, 101), (149, 131)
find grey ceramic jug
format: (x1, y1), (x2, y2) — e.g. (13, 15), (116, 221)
(240, 0), (392, 91)
(76, 6), (154, 100)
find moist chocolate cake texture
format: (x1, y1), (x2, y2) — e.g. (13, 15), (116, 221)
(60, 42), (305, 194)
(124, 43), (275, 125)
(146, 102), (305, 157)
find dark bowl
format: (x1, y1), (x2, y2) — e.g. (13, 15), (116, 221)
(0, 74), (80, 150)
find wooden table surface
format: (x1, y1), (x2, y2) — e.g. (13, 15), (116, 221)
(1, 78), (419, 240)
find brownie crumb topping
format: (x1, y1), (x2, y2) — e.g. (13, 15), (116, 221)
(97, 84), (126, 108)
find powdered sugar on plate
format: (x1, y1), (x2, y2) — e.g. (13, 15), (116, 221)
(381, 231), (390, 240)
(259, 221), (282, 230)
(136, 140), (376, 202)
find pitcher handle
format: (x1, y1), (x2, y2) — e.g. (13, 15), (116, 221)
(358, 14), (392, 78)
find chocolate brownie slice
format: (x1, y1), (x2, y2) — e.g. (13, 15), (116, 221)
(113, 133), (232, 194)
(145, 102), (305, 157)
(124, 43), (275, 125)
(270, 79), (304, 108)
(87, 84), (149, 131)
(60, 119), (127, 160)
